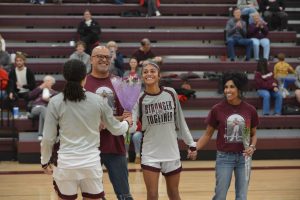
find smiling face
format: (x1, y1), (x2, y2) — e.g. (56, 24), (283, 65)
(142, 64), (160, 87)
(224, 80), (240, 104)
(91, 46), (111, 76)
(83, 10), (92, 21)
(129, 58), (138, 71)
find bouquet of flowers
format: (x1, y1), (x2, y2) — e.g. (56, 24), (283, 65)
(111, 75), (142, 144)
(242, 120), (252, 186)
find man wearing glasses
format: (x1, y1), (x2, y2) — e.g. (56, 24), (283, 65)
(85, 46), (134, 200)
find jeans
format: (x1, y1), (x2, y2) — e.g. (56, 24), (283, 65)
(147, 0), (158, 16)
(31, 105), (47, 136)
(212, 151), (248, 200)
(132, 131), (142, 156)
(257, 89), (283, 115)
(0, 90), (6, 99)
(251, 38), (270, 60)
(277, 76), (296, 89)
(101, 153), (133, 200)
(227, 38), (253, 60)
(241, 7), (257, 16)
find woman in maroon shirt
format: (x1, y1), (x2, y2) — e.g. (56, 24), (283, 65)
(194, 72), (259, 200)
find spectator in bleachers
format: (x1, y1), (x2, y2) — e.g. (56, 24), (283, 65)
(225, 8), (253, 61)
(123, 57), (141, 78)
(237, 0), (259, 18)
(140, 0), (161, 17)
(255, 59), (282, 115)
(69, 41), (91, 73)
(0, 43), (11, 72)
(77, 9), (101, 55)
(0, 34), (6, 52)
(294, 66), (300, 104)
(106, 41), (124, 77)
(274, 53), (296, 97)
(28, 75), (57, 138)
(132, 38), (162, 67)
(195, 72), (258, 200)
(0, 64), (8, 99)
(260, 0), (288, 31)
(7, 52), (36, 109)
(248, 12), (270, 61)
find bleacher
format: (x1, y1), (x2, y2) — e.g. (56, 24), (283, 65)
(0, 0), (300, 163)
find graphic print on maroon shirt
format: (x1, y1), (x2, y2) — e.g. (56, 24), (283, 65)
(85, 75), (126, 155)
(225, 114), (245, 143)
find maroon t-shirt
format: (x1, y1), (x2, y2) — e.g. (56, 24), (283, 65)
(206, 100), (259, 152)
(85, 74), (126, 155)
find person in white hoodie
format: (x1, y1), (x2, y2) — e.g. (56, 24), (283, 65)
(41, 59), (132, 200)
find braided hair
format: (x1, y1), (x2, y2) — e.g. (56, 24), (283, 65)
(63, 59), (86, 102)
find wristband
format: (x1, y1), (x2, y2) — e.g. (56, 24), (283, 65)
(41, 163), (49, 169)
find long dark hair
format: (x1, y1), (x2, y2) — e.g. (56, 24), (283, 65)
(222, 72), (248, 98)
(256, 58), (269, 75)
(63, 59), (86, 102)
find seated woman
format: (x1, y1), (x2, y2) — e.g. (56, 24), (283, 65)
(255, 59), (283, 115)
(248, 12), (270, 61)
(28, 75), (57, 138)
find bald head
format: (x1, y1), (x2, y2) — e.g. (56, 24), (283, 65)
(90, 46), (111, 78)
(91, 46), (110, 57)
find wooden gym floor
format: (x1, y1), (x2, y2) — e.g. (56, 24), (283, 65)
(0, 160), (299, 200)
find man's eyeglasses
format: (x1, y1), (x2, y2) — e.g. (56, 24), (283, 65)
(92, 55), (111, 60)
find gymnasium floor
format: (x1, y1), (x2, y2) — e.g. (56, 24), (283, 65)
(0, 160), (299, 200)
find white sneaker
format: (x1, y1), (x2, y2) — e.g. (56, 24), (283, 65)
(155, 11), (161, 16)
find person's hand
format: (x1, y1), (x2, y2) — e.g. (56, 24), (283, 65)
(274, 87), (279, 92)
(124, 116), (133, 127)
(279, 6), (283, 11)
(39, 82), (47, 89)
(9, 92), (14, 100)
(243, 146), (255, 157)
(100, 122), (106, 130)
(43, 164), (53, 175)
(153, 56), (163, 63)
(16, 81), (22, 89)
(236, 21), (242, 28)
(187, 149), (197, 160)
(266, 6), (269, 10)
(272, 82), (277, 87)
(122, 111), (132, 119)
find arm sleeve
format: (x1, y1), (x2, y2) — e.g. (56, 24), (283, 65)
(40, 99), (59, 165)
(225, 20), (236, 38)
(23, 69), (36, 90)
(100, 98), (129, 136)
(173, 89), (196, 147)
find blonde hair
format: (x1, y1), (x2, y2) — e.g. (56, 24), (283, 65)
(106, 41), (118, 49)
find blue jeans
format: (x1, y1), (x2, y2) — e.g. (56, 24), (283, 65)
(278, 76), (296, 89)
(0, 90), (6, 99)
(257, 89), (283, 115)
(212, 151), (248, 200)
(101, 153), (133, 200)
(132, 131), (142, 155)
(227, 38), (253, 60)
(251, 38), (270, 60)
(241, 7), (257, 16)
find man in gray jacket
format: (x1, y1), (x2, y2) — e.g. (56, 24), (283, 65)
(225, 8), (253, 61)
